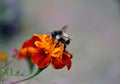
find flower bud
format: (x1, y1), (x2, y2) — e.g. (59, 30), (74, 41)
(11, 48), (18, 57)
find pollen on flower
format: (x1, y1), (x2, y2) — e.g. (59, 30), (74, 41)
(44, 50), (49, 55)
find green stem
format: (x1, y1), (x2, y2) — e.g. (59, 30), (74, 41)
(10, 66), (45, 84)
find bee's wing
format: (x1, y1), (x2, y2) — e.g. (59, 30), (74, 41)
(61, 25), (68, 32)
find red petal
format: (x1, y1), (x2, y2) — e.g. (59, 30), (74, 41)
(63, 56), (72, 70)
(22, 35), (42, 48)
(52, 58), (65, 69)
(32, 49), (50, 68)
(62, 51), (73, 70)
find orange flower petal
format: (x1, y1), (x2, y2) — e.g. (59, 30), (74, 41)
(18, 47), (35, 59)
(18, 48), (27, 59)
(51, 48), (63, 58)
(34, 41), (44, 49)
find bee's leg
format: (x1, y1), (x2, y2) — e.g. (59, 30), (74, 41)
(54, 39), (61, 48)
(63, 44), (66, 50)
(58, 38), (67, 50)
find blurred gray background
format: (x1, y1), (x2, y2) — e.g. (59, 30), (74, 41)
(0, 0), (120, 84)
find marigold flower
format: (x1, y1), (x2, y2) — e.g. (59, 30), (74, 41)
(18, 34), (72, 70)
(0, 53), (7, 62)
